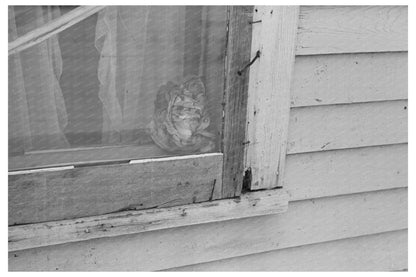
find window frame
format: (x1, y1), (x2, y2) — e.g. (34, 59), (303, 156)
(9, 5), (299, 251)
(8, 5), (253, 225)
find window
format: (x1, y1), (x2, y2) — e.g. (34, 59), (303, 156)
(9, 6), (300, 253)
(9, 6), (227, 169)
(9, 6), (253, 225)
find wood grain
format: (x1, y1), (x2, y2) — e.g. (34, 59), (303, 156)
(8, 188), (407, 271)
(9, 153), (223, 225)
(285, 144), (408, 201)
(296, 6), (408, 55)
(222, 6), (253, 197)
(169, 229), (408, 271)
(291, 52), (408, 107)
(9, 189), (288, 252)
(245, 6), (299, 190)
(287, 100), (408, 154)
(9, 6), (105, 55)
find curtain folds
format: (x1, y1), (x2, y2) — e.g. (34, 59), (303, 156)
(95, 6), (187, 144)
(9, 6), (69, 155)
(9, 6), (226, 158)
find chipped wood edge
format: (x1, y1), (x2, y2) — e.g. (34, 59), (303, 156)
(245, 6), (300, 189)
(9, 153), (224, 225)
(222, 6), (254, 198)
(9, 189), (288, 252)
(9, 6), (106, 55)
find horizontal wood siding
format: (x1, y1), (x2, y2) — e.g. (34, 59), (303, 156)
(169, 229), (407, 271)
(9, 154), (223, 225)
(287, 100), (407, 154)
(285, 144), (408, 200)
(291, 52), (408, 107)
(296, 6), (408, 55)
(9, 188), (407, 271)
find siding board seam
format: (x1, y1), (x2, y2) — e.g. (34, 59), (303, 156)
(164, 228), (408, 271)
(286, 142), (408, 156)
(288, 187), (408, 204)
(290, 98), (408, 109)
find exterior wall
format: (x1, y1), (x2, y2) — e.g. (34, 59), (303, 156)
(9, 5), (408, 271)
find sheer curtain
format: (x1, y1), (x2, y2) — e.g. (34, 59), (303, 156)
(94, 6), (226, 147)
(95, 6), (187, 144)
(9, 6), (226, 160)
(9, 6), (69, 155)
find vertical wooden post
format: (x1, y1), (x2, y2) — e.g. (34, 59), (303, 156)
(222, 6), (254, 197)
(245, 6), (300, 190)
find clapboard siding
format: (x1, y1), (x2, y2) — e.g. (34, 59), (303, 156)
(169, 229), (408, 271)
(9, 188), (407, 271)
(287, 100), (407, 154)
(285, 143), (407, 201)
(291, 52), (408, 107)
(296, 6), (408, 55)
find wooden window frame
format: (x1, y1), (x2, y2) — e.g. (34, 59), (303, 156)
(9, 5), (299, 252)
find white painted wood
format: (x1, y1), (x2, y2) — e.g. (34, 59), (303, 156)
(296, 6), (408, 55)
(9, 6), (106, 55)
(285, 144), (408, 201)
(129, 152), (222, 164)
(8, 188), (407, 271)
(291, 52), (408, 107)
(287, 100), (408, 154)
(245, 6), (299, 190)
(9, 189), (288, 252)
(168, 229), (408, 271)
(8, 165), (75, 175)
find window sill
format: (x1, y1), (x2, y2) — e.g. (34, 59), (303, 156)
(9, 189), (288, 252)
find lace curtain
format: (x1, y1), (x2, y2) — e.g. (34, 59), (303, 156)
(9, 6), (226, 157)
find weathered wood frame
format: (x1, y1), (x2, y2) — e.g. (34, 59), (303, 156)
(222, 6), (254, 197)
(245, 6), (300, 190)
(9, 189), (288, 252)
(9, 5), (291, 249)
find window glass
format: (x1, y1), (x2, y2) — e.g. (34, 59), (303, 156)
(9, 6), (227, 169)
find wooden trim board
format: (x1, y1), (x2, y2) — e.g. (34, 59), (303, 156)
(245, 6), (299, 190)
(9, 189), (288, 252)
(222, 6), (254, 198)
(9, 153), (223, 225)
